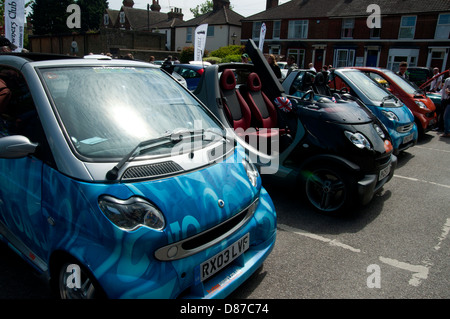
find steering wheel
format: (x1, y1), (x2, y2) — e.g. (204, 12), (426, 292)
(301, 90), (315, 102)
(339, 87), (349, 95)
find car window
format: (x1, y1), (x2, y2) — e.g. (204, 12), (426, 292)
(367, 72), (390, 89)
(382, 70), (417, 94)
(339, 71), (393, 103)
(0, 66), (54, 164)
(40, 66), (222, 160)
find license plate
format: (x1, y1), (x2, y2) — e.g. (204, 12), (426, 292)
(197, 233), (250, 283)
(403, 133), (414, 144)
(378, 165), (391, 181)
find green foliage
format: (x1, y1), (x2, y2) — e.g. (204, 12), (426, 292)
(209, 45), (244, 59)
(78, 0), (109, 32)
(190, 0), (213, 18)
(204, 56), (222, 64)
(179, 47), (194, 63)
(221, 54), (242, 63)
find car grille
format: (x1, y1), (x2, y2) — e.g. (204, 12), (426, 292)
(122, 161), (183, 180)
(397, 123), (414, 133)
(154, 198), (259, 261)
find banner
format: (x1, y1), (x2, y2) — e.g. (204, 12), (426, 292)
(194, 24), (208, 62)
(4, 0), (25, 52)
(258, 23), (266, 52)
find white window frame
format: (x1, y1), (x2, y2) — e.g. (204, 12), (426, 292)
(398, 16), (416, 39)
(287, 48), (305, 68)
(186, 27), (192, 43)
(334, 49), (355, 68)
(288, 20), (308, 39)
(273, 20), (281, 39)
(341, 18), (354, 39)
(252, 22), (262, 40)
(435, 13), (450, 39)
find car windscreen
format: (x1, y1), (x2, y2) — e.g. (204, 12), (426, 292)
(382, 70), (417, 94)
(343, 70), (398, 106)
(40, 66), (222, 160)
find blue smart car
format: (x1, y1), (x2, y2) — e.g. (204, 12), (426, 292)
(0, 53), (276, 299)
(328, 68), (418, 155)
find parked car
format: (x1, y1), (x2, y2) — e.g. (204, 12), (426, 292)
(419, 69), (449, 111)
(407, 66), (433, 88)
(353, 67), (437, 136)
(317, 68), (418, 154)
(0, 53), (277, 299)
(195, 40), (397, 215)
(173, 64), (206, 91)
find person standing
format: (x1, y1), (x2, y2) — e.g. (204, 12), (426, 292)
(396, 61), (409, 80)
(441, 77), (450, 137)
(286, 55), (298, 76)
(430, 67), (443, 92)
(268, 54), (282, 79)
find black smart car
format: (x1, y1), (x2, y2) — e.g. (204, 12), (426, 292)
(194, 40), (397, 215)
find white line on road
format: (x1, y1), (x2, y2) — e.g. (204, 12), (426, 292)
(415, 145), (450, 153)
(394, 174), (450, 189)
(435, 218), (450, 251)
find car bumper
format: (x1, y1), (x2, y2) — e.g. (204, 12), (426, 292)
(357, 154), (397, 205)
(95, 189), (276, 299)
(388, 126), (418, 155)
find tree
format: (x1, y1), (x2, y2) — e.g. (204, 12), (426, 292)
(190, 0), (213, 18)
(30, 0), (76, 35)
(77, 0), (109, 32)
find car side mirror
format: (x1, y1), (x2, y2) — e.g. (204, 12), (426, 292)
(0, 135), (38, 159)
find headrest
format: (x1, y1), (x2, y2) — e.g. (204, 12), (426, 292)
(247, 72), (262, 92)
(303, 72), (313, 86)
(314, 72), (325, 85)
(220, 69), (236, 90)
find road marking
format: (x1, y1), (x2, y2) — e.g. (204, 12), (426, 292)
(435, 218), (450, 251)
(394, 174), (450, 189)
(278, 224), (361, 253)
(378, 256), (429, 287)
(415, 145), (450, 153)
(278, 222), (448, 287)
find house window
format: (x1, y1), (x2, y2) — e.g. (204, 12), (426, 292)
(269, 45), (280, 55)
(252, 22), (262, 40)
(207, 26), (214, 37)
(119, 12), (125, 24)
(273, 21), (281, 39)
(287, 48), (305, 68)
(398, 16), (416, 39)
(435, 13), (450, 39)
(103, 14), (109, 26)
(387, 48), (419, 72)
(341, 18), (354, 38)
(186, 27), (192, 43)
(334, 49), (355, 68)
(288, 20), (308, 39)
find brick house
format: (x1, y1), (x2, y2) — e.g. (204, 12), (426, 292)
(241, 0), (450, 72)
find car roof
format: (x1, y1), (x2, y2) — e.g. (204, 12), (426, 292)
(0, 52), (157, 69)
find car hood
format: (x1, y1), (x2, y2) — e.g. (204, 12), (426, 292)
(124, 148), (258, 242)
(297, 98), (375, 125)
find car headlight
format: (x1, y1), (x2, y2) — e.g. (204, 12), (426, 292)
(98, 196), (165, 231)
(381, 110), (399, 121)
(415, 100), (429, 111)
(242, 158), (259, 187)
(344, 131), (372, 150)
(374, 124), (385, 139)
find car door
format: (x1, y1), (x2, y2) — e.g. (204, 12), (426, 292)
(0, 66), (51, 265)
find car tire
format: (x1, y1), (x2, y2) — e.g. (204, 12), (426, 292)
(303, 164), (355, 215)
(57, 260), (106, 299)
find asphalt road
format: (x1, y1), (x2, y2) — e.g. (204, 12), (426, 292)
(0, 131), (449, 300)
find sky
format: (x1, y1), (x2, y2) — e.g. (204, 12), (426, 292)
(107, 0), (291, 21)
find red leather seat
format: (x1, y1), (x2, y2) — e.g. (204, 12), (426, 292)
(219, 69), (252, 131)
(245, 72), (279, 130)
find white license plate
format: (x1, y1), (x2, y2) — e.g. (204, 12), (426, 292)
(197, 233), (250, 283)
(378, 165), (391, 181)
(403, 133), (414, 144)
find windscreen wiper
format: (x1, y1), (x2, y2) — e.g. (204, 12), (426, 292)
(106, 129), (228, 180)
(381, 94), (396, 107)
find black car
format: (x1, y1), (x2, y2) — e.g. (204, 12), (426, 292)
(194, 40), (397, 215)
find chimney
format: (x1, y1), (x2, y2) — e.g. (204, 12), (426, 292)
(266, 0), (279, 9)
(167, 8), (184, 20)
(213, 0), (230, 12)
(122, 0), (134, 8)
(150, 0), (161, 12)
